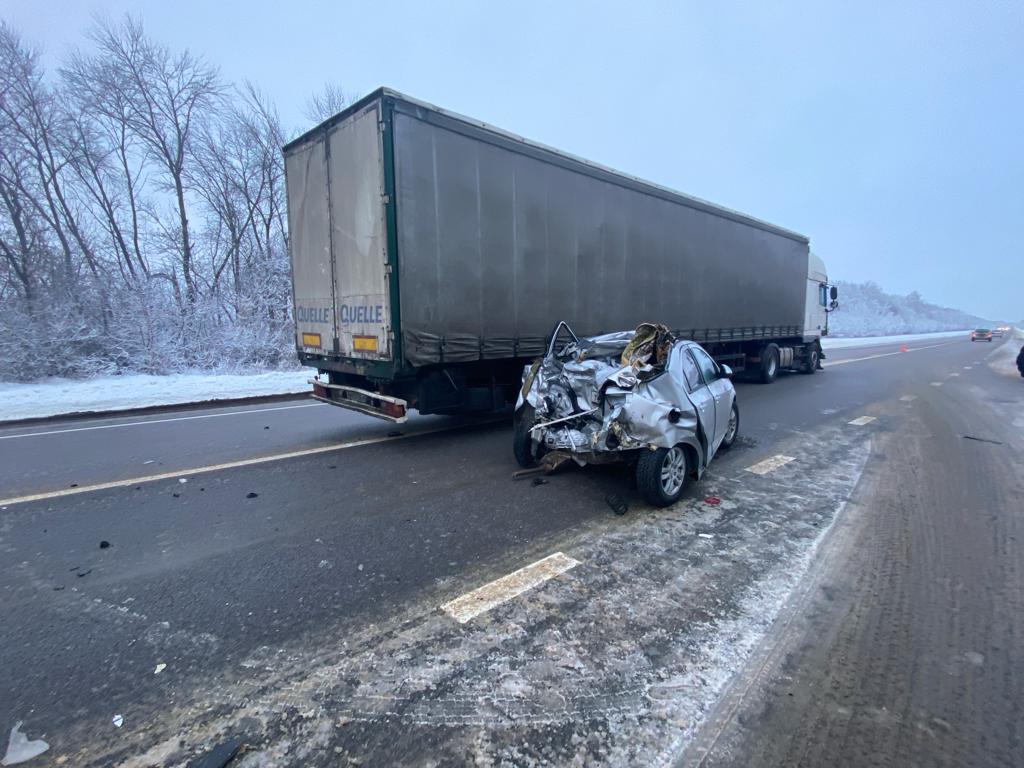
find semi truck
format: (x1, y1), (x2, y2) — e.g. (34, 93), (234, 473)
(283, 88), (837, 423)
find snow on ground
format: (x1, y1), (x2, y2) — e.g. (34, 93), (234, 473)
(821, 329), (971, 350)
(0, 370), (311, 423)
(987, 328), (1024, 378)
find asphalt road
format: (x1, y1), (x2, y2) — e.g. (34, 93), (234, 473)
(0, 335), (1020, 766)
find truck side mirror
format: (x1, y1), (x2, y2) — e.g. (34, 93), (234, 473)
(830, 286), (838, 301)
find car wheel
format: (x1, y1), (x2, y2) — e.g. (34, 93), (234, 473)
(720, 401), (740, 450)
(760, 344), (780, 384)
(635, 445), (689, 507)
(512, 404), (543, 468)
(802, 345), (819, 375)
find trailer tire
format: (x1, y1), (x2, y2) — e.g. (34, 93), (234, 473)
(802, 345), (819, 375)
(513, 404), (542, 468)
(759, 344), (780, 384)
(635, 445), (689, 507)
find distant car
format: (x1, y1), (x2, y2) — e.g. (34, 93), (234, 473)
(991, 328), (1004, 338)
(971, 328), (993, 342)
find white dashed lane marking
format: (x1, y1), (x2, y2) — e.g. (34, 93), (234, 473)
(931, 382), (943, 387)
(848, 416), (877, 426)
(745, 455), (796, 476)
(899, 395), (917, 402)
(441, 552), (580, 623)
(948, 372), (959, 377)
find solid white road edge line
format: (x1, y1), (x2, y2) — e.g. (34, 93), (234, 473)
(0, 402), (322, 441)
(441, 552), (581, 624)
(745, 455), (796, 476)
(0, 423), (473, 507)
(822, 340), (958, 367)
(848, 416), (876, 426)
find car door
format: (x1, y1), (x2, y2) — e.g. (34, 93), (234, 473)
(675, 344), (716, 465)
(690, 346), (733, 453)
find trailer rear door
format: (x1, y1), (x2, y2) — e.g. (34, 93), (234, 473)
(286, 101), (392, 361)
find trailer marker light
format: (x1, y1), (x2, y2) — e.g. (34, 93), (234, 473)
(353, 335), (378, 352)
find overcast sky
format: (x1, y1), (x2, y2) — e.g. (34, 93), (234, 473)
(6, 0), (1022, 320)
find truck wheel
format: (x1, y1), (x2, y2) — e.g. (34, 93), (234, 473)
(635, 445), (689, 507)
(720, 401), (740, 450)
(759, 344), (780, 384)
(513, 404), (542, 468)
(802, 345), (819, 375)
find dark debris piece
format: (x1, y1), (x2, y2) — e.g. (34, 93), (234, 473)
(246, 492), (259, 499)
(531, 477), (549, 486)
(76, 569), (92, 578)
(99, 540), (111, 549)
(186, 737), (243, 768)
(605, 493), (628, 516)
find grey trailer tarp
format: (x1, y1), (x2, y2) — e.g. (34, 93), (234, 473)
(389, 98), (808, 367)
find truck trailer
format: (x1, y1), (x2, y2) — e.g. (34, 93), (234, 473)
(283, 88), (836, 423)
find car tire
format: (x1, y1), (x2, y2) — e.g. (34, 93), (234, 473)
(513, 404), (542, 468)
(720, 401), (740, 450)
(759, 344), (780, 384)
(635, 445), (689, 507)
(802, 345), (819, 375)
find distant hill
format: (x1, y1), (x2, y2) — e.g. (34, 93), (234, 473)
(829, 281), (990, 337)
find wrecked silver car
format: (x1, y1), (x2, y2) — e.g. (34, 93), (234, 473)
(514, 322), (739, 507)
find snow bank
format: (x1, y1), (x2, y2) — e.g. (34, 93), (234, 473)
(988, 329), (1024, 378)
(822, 329), (970, 350)
(0, 370), (311, 423)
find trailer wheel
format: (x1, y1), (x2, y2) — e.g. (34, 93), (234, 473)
(513, 404), (542, 468)
(635, 445), (689, 507)
(759, 344), (780, 384)
(802, 345), (819, 375)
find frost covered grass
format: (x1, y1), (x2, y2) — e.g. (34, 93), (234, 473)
(0, 370), (310, 422)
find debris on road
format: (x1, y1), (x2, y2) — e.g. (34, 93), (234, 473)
(704, 496), (721, 506)
(185, 737), (243, 768)
(153, 663), (166, 675)
(605, 493), (628, 516)
(962, 435), (1003, 445)
(246, 492), (258, 499)
(111, 715), (123, 728)
(99, 540), (110, 549)
(76, 569), (91, 578)
(531, 477), (549, 486)
(1, 721), (49, 766)
(697, 533), (715, 539)
(178, 478), (188, 484)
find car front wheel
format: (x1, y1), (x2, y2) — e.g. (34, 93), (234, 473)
(720, 401), (740, 450)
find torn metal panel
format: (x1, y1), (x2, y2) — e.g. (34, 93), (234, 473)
(517, 321), (736, 474)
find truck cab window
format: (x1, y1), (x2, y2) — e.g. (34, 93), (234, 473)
(819, 284), (829, 307)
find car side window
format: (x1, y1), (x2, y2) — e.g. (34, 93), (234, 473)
(676, 347), (701, 392)
(690, 347), (719, 384)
